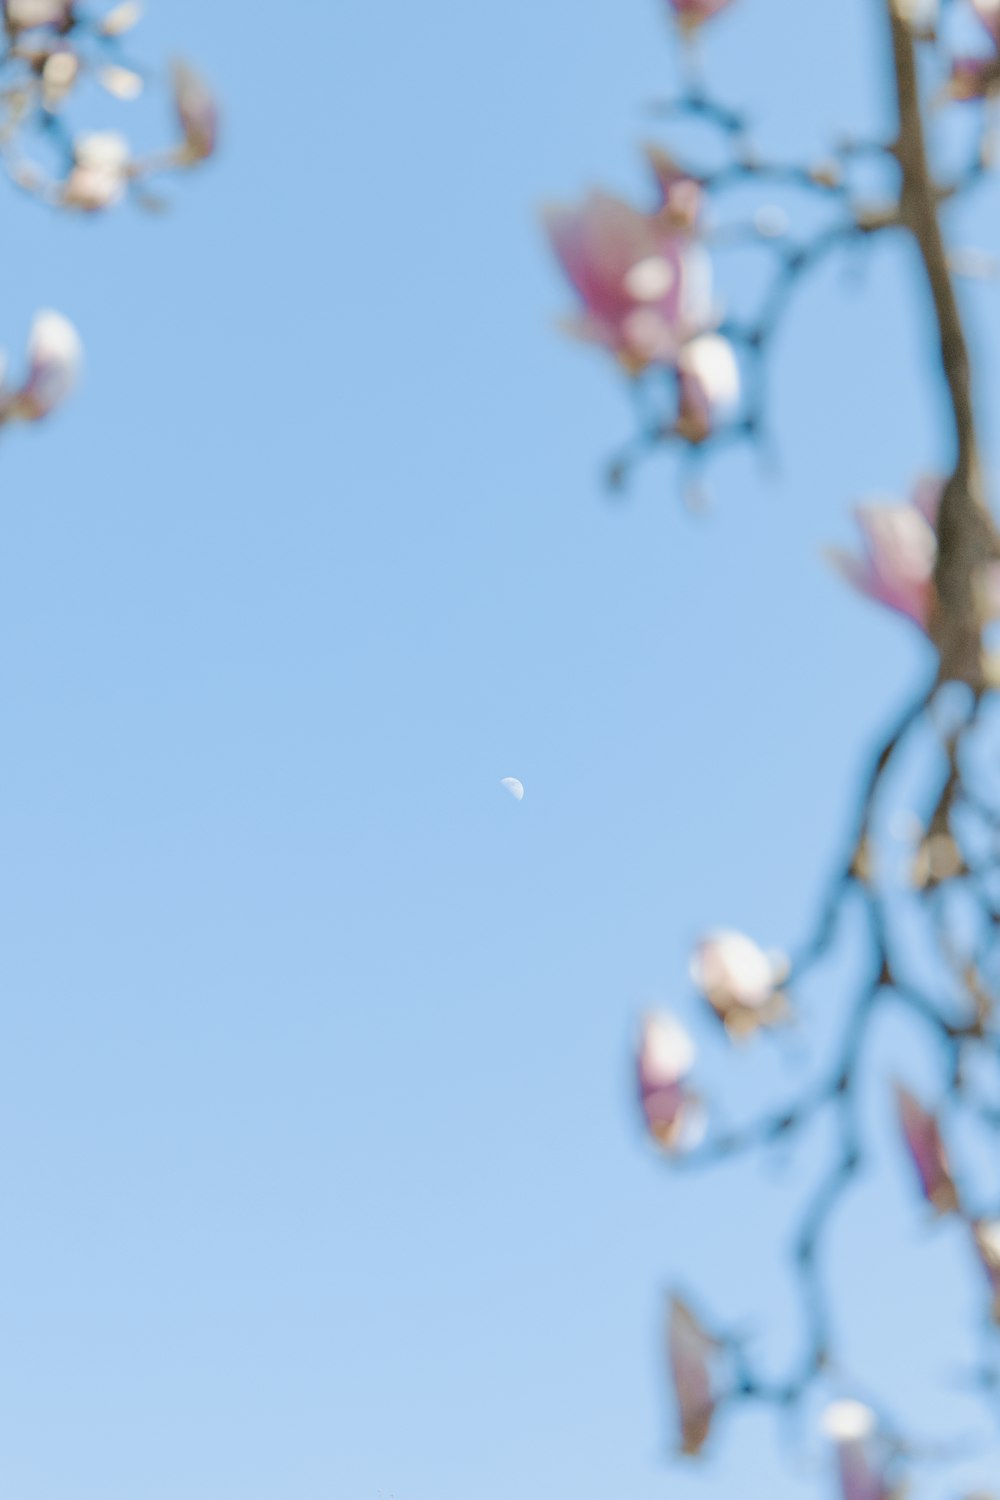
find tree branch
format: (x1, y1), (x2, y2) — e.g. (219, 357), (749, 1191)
(885, 2), (999, 685)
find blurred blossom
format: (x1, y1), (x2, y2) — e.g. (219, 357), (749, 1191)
(667, 1296), (718, 1456)
(172, 58), (219, 163)
(40, 46), (78, 108)
(63, 130), (130, 211)
(689, 930), (787, 1038)
(894, 1083), (959, 1214)
(3, 0), (72, 28)
(675, 334), (740, 444)
(825, 477), (942, 632)
(821, 1401), (896, 1500)
(973, 1219), (1000, 1320)
(99, 0), (141, 34)
(99, 64), (143, 101)
(948, 54), (1000, 99)
(948, 1), (1000, 99)
(542, 165), (713, 375)
(828, 476), (1000, 633)
(637, 1013), (705, 1153)
(891, 0), (939, 28)
(0, 310), (82, 423)
(666, 0), (737, 31)
(645, 144), (703, 232)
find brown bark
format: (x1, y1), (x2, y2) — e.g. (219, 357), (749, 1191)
(885, 3), (999, 685)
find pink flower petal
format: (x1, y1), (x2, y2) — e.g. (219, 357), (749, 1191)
(667, 0), (737, 29)
(821, 1402), (895, 1500)
(173, 58), (219, 163)
(894, 1083), (958, 1214)
(12, 310), (82, 422)
(827, 479), (941, 632)
(668, 1296), (717, 1456)
(542, 184), (708, 371)
(637, 1014), (706, 1152)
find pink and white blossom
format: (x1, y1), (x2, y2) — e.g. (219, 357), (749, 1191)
(637, 1013), (705, 1153)
(675, 334), (740, 444)
(894, 1083), (958, 1215)
(543, 187), (712, 375)
(668, 1296), (718, 1456)
(0, 310), (81, 427)
(826, 478), (942, 632)
(689, 930), (787, 1037)
(4, 310), (82, 422)
(821, 1401), (896, 1500)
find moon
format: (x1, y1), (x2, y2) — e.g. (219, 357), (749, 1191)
(500, 777), (524, 801)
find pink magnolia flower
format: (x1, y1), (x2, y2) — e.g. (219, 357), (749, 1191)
(826, 477), (942, 632)
(675, 334), (741, 444)
(821, 1401), (897, 1500)
(173, 59), (219, 164)
(972, 1219), (1000, 1321)
(667, 0), (738, 32)
(542, 185), (712, 375)
(668, 1296), (718, 1456)
(637, 1013), (705, 1153)
(0, 310), (82, 424)
(689, 930), (788, 1038)
(894, 1083), (959, 1214)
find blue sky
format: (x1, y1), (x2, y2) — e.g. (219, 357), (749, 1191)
(0, 1), (999, 1497)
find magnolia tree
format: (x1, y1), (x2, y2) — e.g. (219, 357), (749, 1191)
(0, 0), (217, 426)
(545, 0), (1000, 1496)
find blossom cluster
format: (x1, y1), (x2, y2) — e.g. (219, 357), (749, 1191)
(542, 0), (1000, 472)
(669, 1295), (905, 1499)
(640, 930), (1000, 1494)
(0, 0), (219, 430)
(542, 147), (739, 446)
(542, 3), (1000, 1493)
